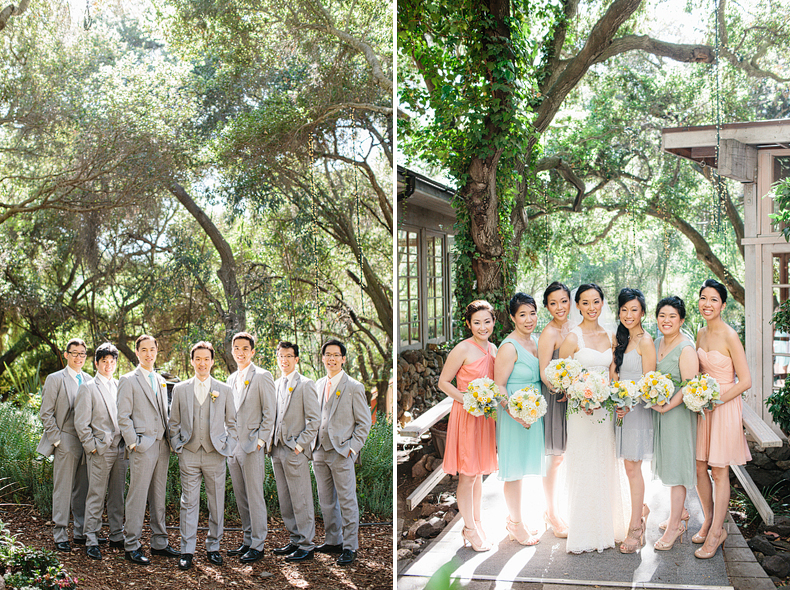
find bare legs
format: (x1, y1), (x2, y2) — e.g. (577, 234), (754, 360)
(543, 454), (567, 531)
(655, 485), (687, 548)
(457, 473), (488, 548)
(623, 459), (645, 532)
(695, 461), (730, 552)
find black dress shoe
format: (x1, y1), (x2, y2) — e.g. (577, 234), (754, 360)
(207, 551), (223, 566)
(239, 548), (264, 563)
(178, 553), (193, 570)
(54, 542), (71, 552)
(286, 548), (314, 562)
(72, 538), (87, 546)
(125, 549), (150, 565)
(227, 544), (250, 557)
(97, 537), (108, 544)
(315, 542), (343, 554)
(86, 545), (102, 560)
(109, 540), (124, 549)
(336, 549), (356, 566)
(151, 545), (180, 558)
(273, 542), (299, 556)
(74, 537), (106, 546)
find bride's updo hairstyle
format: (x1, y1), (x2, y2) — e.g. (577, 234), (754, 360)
(542, 281), (571, 307)
(700, 278), (728, 304)
(613, 288), (647, 374)
(574, 283), (605, 303)
(464, 299), (496, 324)
(655, 296), (686, 320)
(509, 293), (536, 316)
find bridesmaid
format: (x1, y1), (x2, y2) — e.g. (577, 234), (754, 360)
(651, 296), (699, 551)
(694, 279), (752, 559)
(611, 288), (655, 553)
(438, 300), (499, 552)
(537, 281), (571, 538)
(494, 293), (544, 546)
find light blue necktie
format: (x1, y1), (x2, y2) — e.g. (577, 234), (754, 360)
(76, 373), (83, 386)
(149, 372), (157, 395)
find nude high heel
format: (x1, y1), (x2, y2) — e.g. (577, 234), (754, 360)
(543, 511), (568, 538)
(658, 509), (689, 531)
(694, 529), (727, 559)
(506, 516), (539, 546)
(619, 522), (645, 554)
(654, 522), (686, 551)
(474, 519), (487, 542)
(462, 526), (492, 552)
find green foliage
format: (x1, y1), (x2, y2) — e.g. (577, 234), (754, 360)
(768, 178), (790, 242)
(3, 362), (43, 410)
(0, 521), (78, 590)
(0, 404), (51, 514)
(767, 381), (790, 434)
(356, 418), (394, 517)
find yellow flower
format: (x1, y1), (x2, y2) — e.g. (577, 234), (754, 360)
(244, 380), (250, 386)
(288, 387), (293, 392)
(210, 390), (219, 402)
(335, 389), (341, 397)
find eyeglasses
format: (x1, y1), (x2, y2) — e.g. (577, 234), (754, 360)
(67, 352), (88, 358)
(276, 355), (295, 360)
(322, 353), (343, 359)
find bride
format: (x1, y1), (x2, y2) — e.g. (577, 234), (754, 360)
(558, 283), (629, 553)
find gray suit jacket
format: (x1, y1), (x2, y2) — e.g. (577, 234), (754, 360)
(169, 377), (237, 457)
(37, 368), (91, 457)
(315, 373), (372, 457)
(117, 366), (169, 454)
(74, 378), (121, 455)
(272, 373), (320, 459)
(227, 363), (276, 454)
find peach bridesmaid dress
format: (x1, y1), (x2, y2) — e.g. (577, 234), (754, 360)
(442, 339), (498, 476)
(696, 348), (751, 467)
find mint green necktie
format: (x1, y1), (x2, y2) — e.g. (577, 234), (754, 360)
(149, 373), (157, 395)
(77, 374), (83, 386)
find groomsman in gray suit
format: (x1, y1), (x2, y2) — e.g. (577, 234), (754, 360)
(74, 343), (128, 560)
(169, 341), (237, 571)
(37, 338), (91, 552)
(270, 341), (320, 562)
(313, 339), (372, 566)
(226, 331), (276, 563)
(117, 335), (180, 565)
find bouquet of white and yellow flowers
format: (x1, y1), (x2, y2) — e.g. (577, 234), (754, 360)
(464, 377), (501, 418)
(544, 358), (584, 394)
(682, 373), (723, 415)
(636, 371), (674, 408)
(567, 370), (610, 413)
(608, 380), (638, 426)
(507, 385), (547, 427)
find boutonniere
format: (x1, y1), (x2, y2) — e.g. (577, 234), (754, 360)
(335, 389), (341, 397)
(161, 383), (166, 388)
(244, 380), (249, 386)
(288, 387), (293, 392)
(210, 390), (219, 403)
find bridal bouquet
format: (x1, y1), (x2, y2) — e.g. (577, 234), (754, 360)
(682, 373), (723, 415)
(608, 380), (638, 426)
(507, 385), (547, 427)
(567, 370), (610, 413)
(544, 358), (584, 393)
(464, 377), (501, 418)
(636, 371), (674, 408)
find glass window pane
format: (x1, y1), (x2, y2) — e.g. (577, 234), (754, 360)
(437, 319), (443, 337)
(428, 320), (436, 340)
(435, 297), (443, 316)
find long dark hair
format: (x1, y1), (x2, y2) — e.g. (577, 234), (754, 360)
(613, 288), (647, 375)
(543, 281), (571, 307)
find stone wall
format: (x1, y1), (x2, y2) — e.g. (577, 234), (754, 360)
(397, 346), (448, 423)
(745, 440), (790, 488)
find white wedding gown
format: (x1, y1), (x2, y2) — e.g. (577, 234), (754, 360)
(564, 326), (630, 553)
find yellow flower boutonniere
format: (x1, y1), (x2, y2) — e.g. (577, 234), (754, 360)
(288, 387), (293, 392)
(335, 389), (341, 397)
(244, 380), (250, 387)
(161, 383), (166, 388)
(210, 390), (219, 403)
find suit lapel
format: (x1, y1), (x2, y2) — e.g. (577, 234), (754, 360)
(327, 373), (347, 419)
(135, 368), (158, 413)
(238, 364), (255, 407)
(64, 370), (77, 406)
(97, 379), (118, 430)
(282, 373), (298, 416)
(185, 378), (195, 433)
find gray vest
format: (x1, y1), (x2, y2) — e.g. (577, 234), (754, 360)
(184, 396), (216, 454)
(318, 396), (333, 451)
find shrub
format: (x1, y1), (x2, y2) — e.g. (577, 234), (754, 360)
(0, 520), (78, 590)
(0, 404), (52, 514)
(356, 417), (393, 518)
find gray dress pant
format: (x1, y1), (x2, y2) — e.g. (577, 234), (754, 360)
(228, 446), (268, 550)
(313, 446), (359, 551)
(84, 443), (128, 545)
(51, 435), (88, 543)
(124, 438), (170, 551)
(271, 444), (315, 550)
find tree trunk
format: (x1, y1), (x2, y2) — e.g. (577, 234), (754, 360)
(169, 183), (245, 371)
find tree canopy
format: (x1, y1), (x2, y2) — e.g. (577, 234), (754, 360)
(1, 0), (392, 408)
(399, 0), (790, 336)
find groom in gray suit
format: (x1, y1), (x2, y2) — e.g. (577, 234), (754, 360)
(169, 341), (237, 571)
(226, 331), (276, 563)
(313, 339), (372, 566)
(270, 341), (320, 562)
(37, 338), (91, 552)
(74, 343), (128, 560)
(117, 335), (180, 565)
